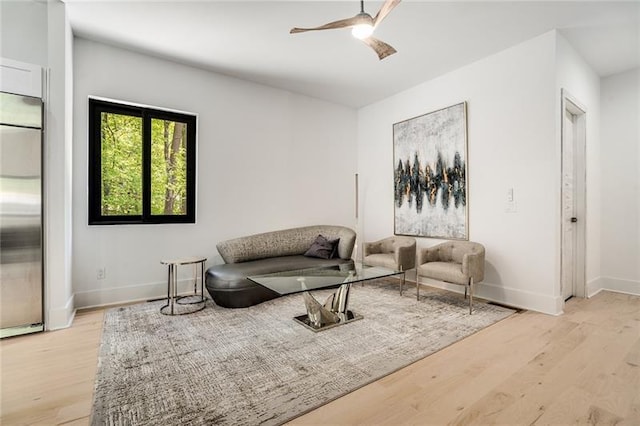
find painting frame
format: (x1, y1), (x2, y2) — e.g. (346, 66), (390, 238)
(393, 102), (469, 240)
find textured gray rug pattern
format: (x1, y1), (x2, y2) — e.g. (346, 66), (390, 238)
(91, 279), (514, 425)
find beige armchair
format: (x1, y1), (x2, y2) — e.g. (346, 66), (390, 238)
(363, 236), (416, 295)
(416, 241), (485, 314)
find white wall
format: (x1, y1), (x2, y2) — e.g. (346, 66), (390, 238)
(600, 67), (640, 295)
(72, 39), (357, 308)
(0, 0), (48, 66)
(357, 31), (562, 314)
(555, 32), (601, 301)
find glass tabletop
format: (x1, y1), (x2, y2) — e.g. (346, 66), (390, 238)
(247, 262), (403, 296)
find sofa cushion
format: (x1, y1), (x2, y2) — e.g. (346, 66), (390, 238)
(304, 235), (339, 259)
(207, 255), (354, 290)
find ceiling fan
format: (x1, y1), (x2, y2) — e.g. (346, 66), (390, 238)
(290, 0), (401, 60)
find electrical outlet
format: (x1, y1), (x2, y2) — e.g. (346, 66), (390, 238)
(97, 267), (106, 280)
(505, 201), (517, 213)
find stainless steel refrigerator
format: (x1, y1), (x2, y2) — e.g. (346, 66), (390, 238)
(0, 91), (44, 338)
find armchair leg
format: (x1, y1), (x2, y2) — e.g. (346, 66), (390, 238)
(464, 286), (467, 299)
(416, 277), (420, 301)
(399, 267), (405, 296)
(469, 277), (474, 315)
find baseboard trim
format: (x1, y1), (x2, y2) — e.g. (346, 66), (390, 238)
(74, 279), (201, 309)
(587, 277), (604, 298)
(600, 277), (640, 296)
(47, 293), (76, 331)
(587, 276), (639, 298)
(414, 277), (562, 315)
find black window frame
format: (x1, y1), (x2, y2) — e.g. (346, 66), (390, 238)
(88, 98), (197, 225)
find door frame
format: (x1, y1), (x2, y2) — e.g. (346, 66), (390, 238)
(560, 89), (587, 300)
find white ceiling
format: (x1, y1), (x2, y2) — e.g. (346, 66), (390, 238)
(65, 1), (640, 108)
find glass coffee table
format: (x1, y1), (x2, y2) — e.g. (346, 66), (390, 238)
(248, 262), (404, 332)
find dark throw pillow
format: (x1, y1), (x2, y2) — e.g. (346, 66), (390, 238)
(304, 234), (340, 259)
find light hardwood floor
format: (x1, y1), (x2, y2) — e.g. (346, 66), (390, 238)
(1, 290), (639, 425)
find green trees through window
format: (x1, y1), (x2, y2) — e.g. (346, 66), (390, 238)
(151, 118), (187, 216)
(89, 98), (196, 225)
(101, 112), (143, 216)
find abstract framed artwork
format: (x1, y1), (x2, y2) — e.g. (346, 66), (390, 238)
(393, 102), (468, 240)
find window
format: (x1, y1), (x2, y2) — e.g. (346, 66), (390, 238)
(88, 98), (196, 225)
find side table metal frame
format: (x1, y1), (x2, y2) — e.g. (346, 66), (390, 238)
(160, 257), (207, 315)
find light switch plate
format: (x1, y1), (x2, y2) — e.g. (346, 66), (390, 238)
(507, 188), (514, 202)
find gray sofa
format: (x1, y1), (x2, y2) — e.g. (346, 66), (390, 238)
(206, 225), (356, 308)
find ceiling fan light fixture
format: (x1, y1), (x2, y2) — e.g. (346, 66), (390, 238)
(351, 23), (374, 39)
(289, 0), (400, 60)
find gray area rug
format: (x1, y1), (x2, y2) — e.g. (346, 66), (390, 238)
(91, 278), (514, 425)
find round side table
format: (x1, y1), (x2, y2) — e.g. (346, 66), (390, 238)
(160, 256), (207, 315)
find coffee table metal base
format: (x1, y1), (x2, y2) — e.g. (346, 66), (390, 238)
(292, 281), (363, 332)
(293, 310), (362, 332)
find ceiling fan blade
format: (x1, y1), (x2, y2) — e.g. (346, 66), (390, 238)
(361, 37), (397, 60)
(290, 16), (362, 34)
(373, 0), (401, 27)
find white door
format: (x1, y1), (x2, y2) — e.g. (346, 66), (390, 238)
(561, 110), (578, 300)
